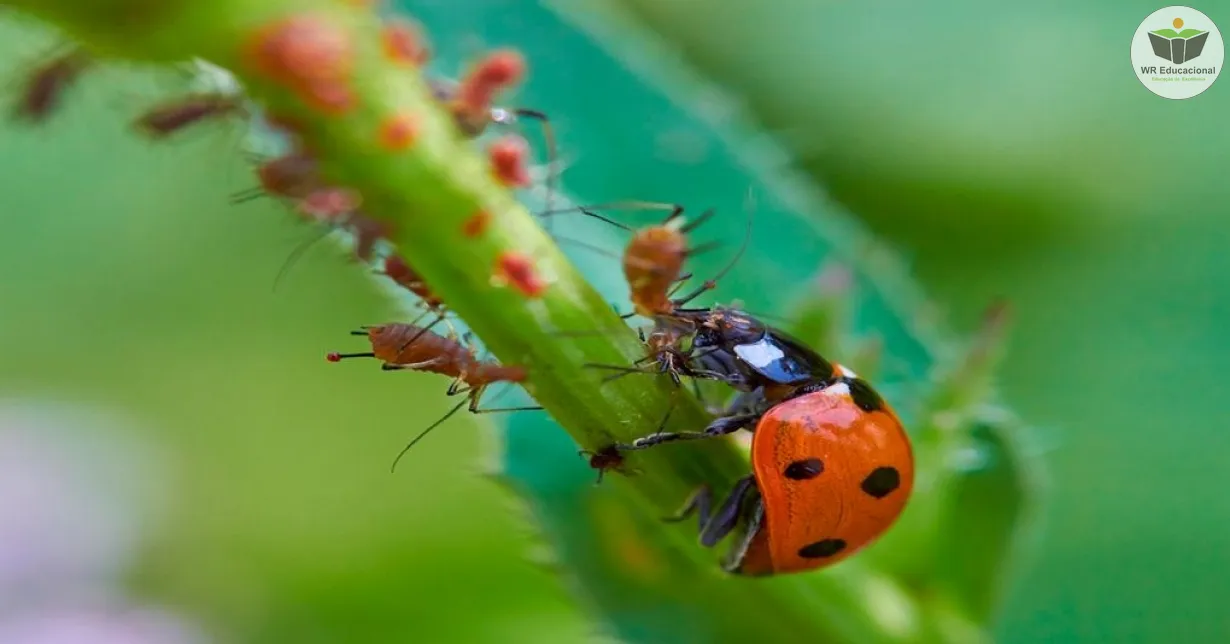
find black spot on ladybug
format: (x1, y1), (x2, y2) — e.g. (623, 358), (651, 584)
(784, 458), (824, 480)
(844, 377), (884, 413)
(798, 538), (847, 559)
(860, 466), (900, 499)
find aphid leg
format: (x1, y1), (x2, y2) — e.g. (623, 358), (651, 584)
(229, 186), (267, 204)
(662, 484), (712, 532)
(390, 398), (468, 472)
(440, 317), (461, 344)
(584, 362), (657, 385)
(508, 108), (559, 228)
(677, 207), (715, 232)
(691, 377), (705, 404)
(616, 413), (758, 452)
(699, 476), (757, 547)
(684, 240), (722, 258)
(396, 312), (447, 354)
(380, 357), (445, 371)
(721, 497), (765, 574)
(388, 384), (541, 472)
(670, 194), (756, 307)
(452, 382), (542, 415)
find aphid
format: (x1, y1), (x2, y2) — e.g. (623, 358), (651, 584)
(381, 17), (430, 66)
(11, 45), (91, 123)
(538, 201), (714, 316)
(625, 366), (914, 575)
(327, 323), (539, 470)
(488, 135), (531, 187)
(493, 251), (548, 298)
(133, 92), (245, 138)
(431, 49), (524, 140)
(675, 306), (839, 402)
(380, 254), (444, 310)
(579, 444), (635, 485)
(244, 14), (355, 113)
(426, 72), (560, 217)
(231, 149), (322, 204)
(566, 199), (755, 387)
(378, 112), (418, 150)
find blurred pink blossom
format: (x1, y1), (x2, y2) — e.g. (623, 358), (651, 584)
(0, 400), (207, 644)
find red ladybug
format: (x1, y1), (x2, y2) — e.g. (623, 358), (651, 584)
(639, 366), (915, 575)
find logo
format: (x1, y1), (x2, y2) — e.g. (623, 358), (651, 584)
(1132, 6), (1223, 99)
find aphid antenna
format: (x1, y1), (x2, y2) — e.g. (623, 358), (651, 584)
(671, 190), (756, 309)
(532, 205), (633, 232)
(537, 200), (684, 224)
(501, 107), (559, 227)
(271, 226), (335, 293)
(389, 397), (469, 472)
(551, 234), (624, 261)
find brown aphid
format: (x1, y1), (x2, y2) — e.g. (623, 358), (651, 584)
(447, 49), (525, 136)
(345, 211), (389, 263)
(378, 112), (418, 150)
(493, 251), (548, 298)
(244, 14), (355, 113)
(381, 254), (444, 310)
(573, 198), (757, 387)
(489, 135), (531, 187)
(231, 150), (321, 204)
(537, 201), (719, 318)
(583, 324), (697, 389)
(134, 93), (245, 139)
(426, 61), (559, 215)
(462, 209), (492, 238)
(327, 323), (539, 470)
(12, 46), (91, 123)
(381, 17), (431, 66)
(580, 444), (638, 485)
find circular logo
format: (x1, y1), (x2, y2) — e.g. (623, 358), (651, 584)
(1131, 6), (1223, 99)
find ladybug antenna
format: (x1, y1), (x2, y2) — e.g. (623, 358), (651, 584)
(390, 397), (467, 473)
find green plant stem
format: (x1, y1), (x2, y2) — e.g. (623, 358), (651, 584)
(1, 0), (756, 513)
(3, 2), (1018, 642)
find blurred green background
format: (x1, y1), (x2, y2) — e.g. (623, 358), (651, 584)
(1, 1), (1227, 643)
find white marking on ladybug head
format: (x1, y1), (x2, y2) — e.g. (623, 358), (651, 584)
(823, 381), (852, 399)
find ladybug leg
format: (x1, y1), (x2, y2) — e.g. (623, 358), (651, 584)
(617, 413), (758, 451)
(721, 497), (765, 574)
(662, 484), (712, 532)
(699, 475), (756, 547)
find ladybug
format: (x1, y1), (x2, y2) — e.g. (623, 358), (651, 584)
(623, 365), (914, 575)
(632, 306), (837, 401)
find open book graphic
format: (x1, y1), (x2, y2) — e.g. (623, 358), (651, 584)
(1148, 28), (1210, 65)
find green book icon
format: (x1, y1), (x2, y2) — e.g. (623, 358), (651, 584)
(1148, 28), (1210, 64)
